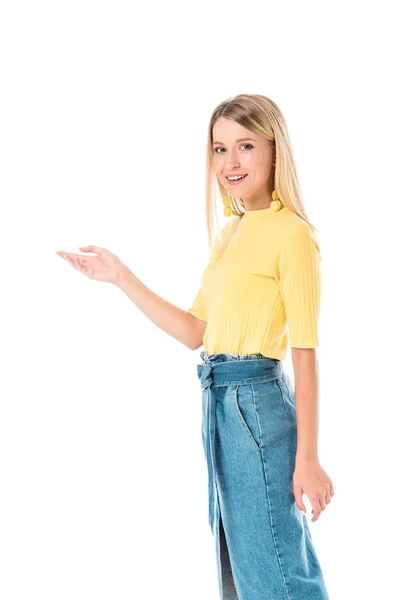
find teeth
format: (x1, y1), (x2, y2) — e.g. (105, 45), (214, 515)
(227, 175), (246, 180)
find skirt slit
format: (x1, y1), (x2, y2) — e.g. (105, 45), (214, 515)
(218, 511), (239, 600)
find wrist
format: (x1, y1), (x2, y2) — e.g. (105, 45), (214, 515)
(295, 453), (319, 467)
(116, 266), (136, 290)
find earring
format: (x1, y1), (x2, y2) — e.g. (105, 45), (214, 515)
(270, 189), (282, 212)
(223, 192), (233, 217)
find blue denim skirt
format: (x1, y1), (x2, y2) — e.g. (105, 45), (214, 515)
(197, 351), (329, 600)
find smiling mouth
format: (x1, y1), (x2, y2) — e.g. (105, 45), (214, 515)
(226, 174), (248, 182)
(226, 174), (247, 186)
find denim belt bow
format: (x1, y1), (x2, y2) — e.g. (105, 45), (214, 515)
(197, 361), (218, 533)
(196, 352), (283, 535)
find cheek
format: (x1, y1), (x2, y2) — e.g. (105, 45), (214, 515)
(212, 155), (224, 176)
(250, 157), (272, 178)
(241, 153), (258, 170)
(213, 153), (223, 165)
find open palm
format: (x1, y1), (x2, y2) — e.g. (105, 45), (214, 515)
(56, 245), (128, 286)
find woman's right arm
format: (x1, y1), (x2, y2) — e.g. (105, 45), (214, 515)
(117, 267), (207, 350)
(56, 245), (206, 351)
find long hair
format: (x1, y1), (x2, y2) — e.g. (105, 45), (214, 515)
(205, 94), (318, 255)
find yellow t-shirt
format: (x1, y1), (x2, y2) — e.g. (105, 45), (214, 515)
(188, 205), (321, 360)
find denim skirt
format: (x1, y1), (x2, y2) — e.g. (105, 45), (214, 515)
(197, 351), (329, 600)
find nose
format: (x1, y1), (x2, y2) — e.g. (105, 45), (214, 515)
(224, 148), (241, 170)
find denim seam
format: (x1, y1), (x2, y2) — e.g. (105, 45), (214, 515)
(254, 384), (293, 600)
(281, 374), (296, 409)
(275, 378), (291, 415)
(233, 384), (261, 453)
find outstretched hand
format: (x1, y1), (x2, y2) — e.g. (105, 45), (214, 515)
(56, 245), (129, 286)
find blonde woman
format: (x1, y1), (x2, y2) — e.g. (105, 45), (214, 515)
(57, 94), (334, 599)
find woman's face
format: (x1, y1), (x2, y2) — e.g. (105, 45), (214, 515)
(212, 117), (275, 201)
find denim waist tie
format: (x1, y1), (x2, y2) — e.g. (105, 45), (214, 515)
(196, 351), (283, 534)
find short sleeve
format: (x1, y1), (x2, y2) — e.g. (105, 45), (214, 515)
(277, 223), (321, 348)
(188, 287), (207, 322)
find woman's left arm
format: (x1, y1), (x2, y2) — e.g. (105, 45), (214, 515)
(291, 347), (335, 522)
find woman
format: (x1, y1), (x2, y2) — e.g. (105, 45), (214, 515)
(56, 93), (334, 600)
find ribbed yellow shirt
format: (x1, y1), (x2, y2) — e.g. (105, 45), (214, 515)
(188, 205), (321, 360)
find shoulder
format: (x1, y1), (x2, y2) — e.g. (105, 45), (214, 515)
(280, 207), (312, 233)
(278, 209), (321, 256)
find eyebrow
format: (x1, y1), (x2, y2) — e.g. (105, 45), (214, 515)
(212, 137), (256, 145)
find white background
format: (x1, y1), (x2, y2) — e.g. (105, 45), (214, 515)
(1, 1), (399, 598)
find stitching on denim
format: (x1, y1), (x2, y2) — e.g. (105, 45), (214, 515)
(275, 378), (291, 415)
(233, 384), (261, 453)
(251, 384), (263, 453)
(253, 385), (293, 600)
(213, 374), (280, 387)
(281, 374), (296, 409)
(207, 358), (280, 365)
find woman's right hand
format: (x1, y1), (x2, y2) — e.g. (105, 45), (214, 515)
(56, 245), (130, 286)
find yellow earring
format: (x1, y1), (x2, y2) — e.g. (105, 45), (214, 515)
(223, 192), (233, 217)
(270, 189), (282, 212)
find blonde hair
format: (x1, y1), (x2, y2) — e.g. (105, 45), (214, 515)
(205, 93), (318, 255)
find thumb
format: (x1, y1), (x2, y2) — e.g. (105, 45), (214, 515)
(79, 245), (102, 254)
(294, 485), (307, 514)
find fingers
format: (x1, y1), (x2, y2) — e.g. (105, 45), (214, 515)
(324, 482), (332, 505)
(319, 488), (327, 511)
(66, 254), (80, 269)
(56, 251), (87, 273)
(293, 468), (335, 523)
(295, 482), (335, 521)
(294, 485), (307, 515)
(311, 498), (322, 522)
(311, 487), (329, 521)
(56, 251), (82, 260)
